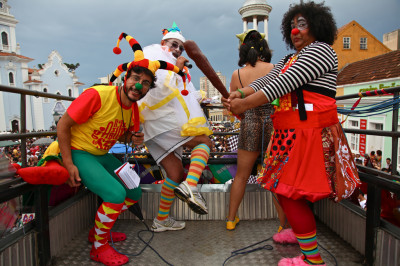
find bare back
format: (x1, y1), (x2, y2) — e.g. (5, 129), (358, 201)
(230, 61), (274, 92)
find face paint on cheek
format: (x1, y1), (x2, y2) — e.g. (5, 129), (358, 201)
(291, 16), (309, 32)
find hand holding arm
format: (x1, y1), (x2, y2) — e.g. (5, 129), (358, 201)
(221, 86), (258, 111)
(230, 90), (269, 115)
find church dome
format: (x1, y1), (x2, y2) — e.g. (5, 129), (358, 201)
(239, 0), (272, 21)
(242, 0), (269, 7)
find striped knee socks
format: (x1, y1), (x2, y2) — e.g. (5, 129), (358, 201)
(157, 177), (179, 221)
(186, 144), (210, 187)
(295, 230), (324, 265)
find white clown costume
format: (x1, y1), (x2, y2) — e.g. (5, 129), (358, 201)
(138, 43), (212, 163)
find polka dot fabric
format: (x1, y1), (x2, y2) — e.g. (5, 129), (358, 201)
(257, 129), (296, 191)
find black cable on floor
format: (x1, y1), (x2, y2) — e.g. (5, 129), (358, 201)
(110, 220), (174, 266)
(222, 236), (273, 266)
(319, 243), (338, 266)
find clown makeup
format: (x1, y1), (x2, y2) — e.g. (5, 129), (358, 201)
(291, 16), (308, 31)
(290, 14), (316, 52)
(165, 40), (185, 52)
(129, 74), (151, 90)
(122, 73), (152, 103)
(163, 39), (185, 58)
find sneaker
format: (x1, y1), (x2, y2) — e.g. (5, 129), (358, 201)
(151, 217), (186, 232)
(174, 181), (208, 215)
(226, 216), (240, 230)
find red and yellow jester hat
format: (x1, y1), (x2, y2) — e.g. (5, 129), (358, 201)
(110, 32), (188, 96)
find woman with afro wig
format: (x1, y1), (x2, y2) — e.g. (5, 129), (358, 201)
(223, 2), (360, 265)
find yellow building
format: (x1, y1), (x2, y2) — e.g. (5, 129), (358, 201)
(332, 20), (391, 71)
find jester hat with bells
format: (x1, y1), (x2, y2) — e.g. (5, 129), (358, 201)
(110, 32), (189, 96)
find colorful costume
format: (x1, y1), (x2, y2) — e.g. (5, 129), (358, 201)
(64, 32), (187, 266)
(138, 23), (212, 228)
(249, 41), (361, 266)
(67, 85), (142, 200)
(138, 44), (212, 163)
(250, 41), (360, 203)
(66, 85), (141, 265)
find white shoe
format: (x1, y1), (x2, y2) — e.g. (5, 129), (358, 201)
(151, 217), (185, 232)
(174, 181), (208, 215)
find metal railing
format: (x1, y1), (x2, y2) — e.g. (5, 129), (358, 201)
(337, 86), (400, 265)
(0, 84), (74, 265)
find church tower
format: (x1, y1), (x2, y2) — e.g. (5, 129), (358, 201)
(0, 0), (33, 132)
(0, 0), (19, 53)
(238, 0), (272, 41)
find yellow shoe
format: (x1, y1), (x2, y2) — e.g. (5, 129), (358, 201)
(226, 216), (240, 230)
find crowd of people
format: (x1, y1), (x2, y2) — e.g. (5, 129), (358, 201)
(181, 121), (240, 156)
(351, 149), (400, 228)
(0, 138), (51, 168)
(355, 150), (394, 173)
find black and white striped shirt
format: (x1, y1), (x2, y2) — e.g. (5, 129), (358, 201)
(250, 41), (338, 102)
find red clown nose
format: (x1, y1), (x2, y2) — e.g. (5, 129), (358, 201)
(291, 28), (300, 35)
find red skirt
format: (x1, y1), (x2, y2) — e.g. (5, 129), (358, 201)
(257, 108), (360, 202)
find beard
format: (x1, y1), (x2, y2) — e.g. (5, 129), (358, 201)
(124, 86), (145, 102)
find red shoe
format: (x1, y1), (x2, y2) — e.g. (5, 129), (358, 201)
(273, 228), (298, 244)
(278, 255), (326, 266)
(88, 228), (127, 243)
(90, 243), (129, 266)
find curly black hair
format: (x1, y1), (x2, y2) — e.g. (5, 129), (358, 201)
(281, 1), (337, 50)
(126, 65), (157, 89)
(238, 30), (272, 67)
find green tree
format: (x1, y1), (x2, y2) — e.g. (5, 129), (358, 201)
(64, 63), (80, 72)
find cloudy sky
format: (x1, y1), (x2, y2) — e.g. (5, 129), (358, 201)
(11, 0), (400, 91)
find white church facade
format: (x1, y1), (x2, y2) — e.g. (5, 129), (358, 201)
(0, 0), (82, 132)
(24, 51), (82, 131)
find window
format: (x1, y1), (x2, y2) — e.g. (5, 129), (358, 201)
(8, 72), (14, 85)
(360, 37), (367, 50)
(343, 37), (351, 49)
(43, 88), (49, 103)
(1, 32), (8, 50)
(374, 123), (383, 130)
(349, 120), (359, 152)
(68, 89), (72, 97)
